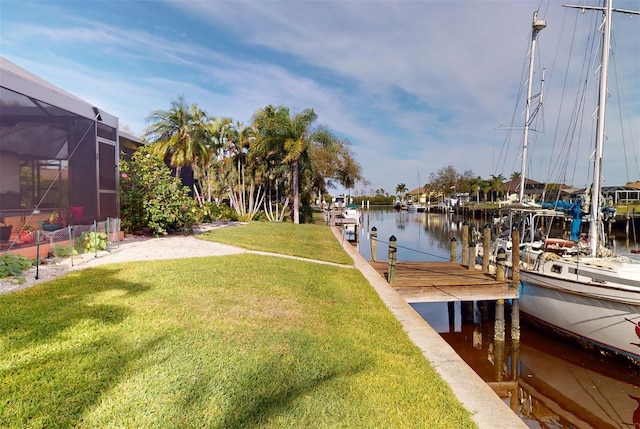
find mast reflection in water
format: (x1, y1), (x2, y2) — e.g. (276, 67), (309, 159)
(356, 207), (640, 428)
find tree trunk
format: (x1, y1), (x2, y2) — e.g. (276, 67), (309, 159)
(293, 160), (299, 224)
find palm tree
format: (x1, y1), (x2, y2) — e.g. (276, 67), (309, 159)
(144, 96), (211, 181)
(469, 176), (482, 203)
(253, 105), (338, 224)
(308, 134), (365, 205)
(480, 180), (492, 202)
(395, 183), (408, 200)
(489, 174), (506, 202)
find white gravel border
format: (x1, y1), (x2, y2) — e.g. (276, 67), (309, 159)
(0, 222), (247, 295)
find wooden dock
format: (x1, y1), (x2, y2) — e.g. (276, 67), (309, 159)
(369, 261), (518, 303)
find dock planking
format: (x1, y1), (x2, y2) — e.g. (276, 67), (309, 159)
(369, 261), (519, 303)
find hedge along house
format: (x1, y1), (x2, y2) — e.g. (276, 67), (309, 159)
(0, 57), (122, 254)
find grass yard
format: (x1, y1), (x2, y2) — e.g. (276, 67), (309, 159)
(199, 221), (353, 265)
(0, 222), (476, 428)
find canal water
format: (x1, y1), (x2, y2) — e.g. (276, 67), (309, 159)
(354, 207), (640, 428)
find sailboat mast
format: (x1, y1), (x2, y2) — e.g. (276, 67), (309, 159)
(520, 11), (546, 203)
(588, 0), (612, 256)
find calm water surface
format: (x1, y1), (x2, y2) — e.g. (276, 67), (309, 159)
(354, 207), (640, 428)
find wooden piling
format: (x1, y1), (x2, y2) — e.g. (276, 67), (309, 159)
(448, 301), (456, 332)
(511, 298), (521, 341)
(482, 226), (491, 273)
(496, 247), (506, 282)
(468, 226), (474, 271)
(370, 226), (377, 262)
(388, 235), (397, 285)
(461, 222), (469, 266)
(511, 230), (520, 288)
(450, 237), (457, 262)
(494, 298), (505, 342)
(494, 339), (505, 382)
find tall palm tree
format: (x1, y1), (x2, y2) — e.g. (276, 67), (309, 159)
(469, 176), (482, 203)
(490, 174), (506, 202)
(395, 183), (408, 199)
(253, 105), (328, 224)
(480, 180), (492, 202)
(144, 96), (211, 180)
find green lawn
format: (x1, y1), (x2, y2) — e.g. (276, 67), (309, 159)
(199, 221), (353, 265)
(0, 222), (476, 428)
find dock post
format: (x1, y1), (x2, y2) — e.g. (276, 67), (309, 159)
(468, 228), (475, 271)
(447, 301), (456, 332)
(494, 338), (505, 382)
(511, 230), (520, 288)
(461, 222), (469, 266)
(370, 227), (377, 262)
(511, 298), (521, 341)
(482, 226), (491, 273)
(496, 247), (506, 281)
(388, 235), (397, 285)
(450, 237), (457, 262)
(626, 207), (630, 243)
(494, 298), (505, 342)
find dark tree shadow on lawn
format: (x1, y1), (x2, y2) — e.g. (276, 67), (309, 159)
(0, 268), (169, 428)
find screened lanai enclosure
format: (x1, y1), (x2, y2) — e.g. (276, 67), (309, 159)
(0, 57), (119, 251)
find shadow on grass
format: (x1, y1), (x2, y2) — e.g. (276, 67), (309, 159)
(222, 361), (368, 428)
(0, 268), (149, 346)
(174, 331), (374, 428)
(0, 267), (167, 428)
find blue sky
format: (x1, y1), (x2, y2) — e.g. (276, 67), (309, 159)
(1, 0), (638, 195)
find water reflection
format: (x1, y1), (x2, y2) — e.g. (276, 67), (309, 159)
(357, 206), (638, 261)
(413, 301), (640, 428)
(359, 207), (487, 262)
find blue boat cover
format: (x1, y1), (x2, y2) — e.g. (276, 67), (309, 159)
(541, 199), (582, 241)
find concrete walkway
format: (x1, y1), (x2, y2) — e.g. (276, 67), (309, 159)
(330, 226), (526, 429)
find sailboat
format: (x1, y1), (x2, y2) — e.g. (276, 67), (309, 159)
(496, 1), (640, 364)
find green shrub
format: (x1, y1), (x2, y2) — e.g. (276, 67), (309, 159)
(120, 146), (197, 236)
(193, 201), (222, 223)
(0, 254), (34, 279)
(50, 244), (78, 258)
(76, 231), (109, 254)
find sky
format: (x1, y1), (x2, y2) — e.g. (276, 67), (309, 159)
(1, 0), (639, 196)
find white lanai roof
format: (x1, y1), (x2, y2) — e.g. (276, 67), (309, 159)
(0, 56), (117, 128)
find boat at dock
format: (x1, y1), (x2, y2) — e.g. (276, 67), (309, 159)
(494, 2), (640, 363)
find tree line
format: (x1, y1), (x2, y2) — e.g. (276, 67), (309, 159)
(143, 96), (366, 223)
(360, 166), (520, 203)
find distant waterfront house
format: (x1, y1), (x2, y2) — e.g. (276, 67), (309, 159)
(570, 185), (640, 205)
(503, 178), (575, 203)
(0, 57), (134, 232)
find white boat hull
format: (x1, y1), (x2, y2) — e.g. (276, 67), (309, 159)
(519, 260), (640, 362)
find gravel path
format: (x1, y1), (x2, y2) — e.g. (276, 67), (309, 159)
(0, 222), (247, 295)
(0, 222), (354, 295)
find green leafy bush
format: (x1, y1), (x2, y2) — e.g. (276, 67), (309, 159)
(193, 201), (222, 223)
(0, 254), (34, 279)
(50, 244), (78, 258)
(76, 231), (109, 254)
(120, 146), (196, 236)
